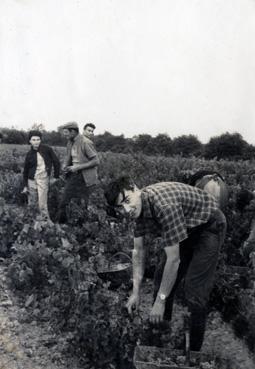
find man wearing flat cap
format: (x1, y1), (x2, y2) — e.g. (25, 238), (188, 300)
(57, 121), (99, 223)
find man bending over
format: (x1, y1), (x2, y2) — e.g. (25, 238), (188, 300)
(104, 177), (226, 351)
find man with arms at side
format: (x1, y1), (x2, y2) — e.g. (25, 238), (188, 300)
(22, 130), (60, 220)
(105, 177), (226, 351)
(57, 122), (99, 223)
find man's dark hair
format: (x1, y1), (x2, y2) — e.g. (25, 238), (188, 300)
(0, 132), (3, 140)
(28, 130), (42, 141)
(104, 176), (135, 207)
(84, 123), (96, 130)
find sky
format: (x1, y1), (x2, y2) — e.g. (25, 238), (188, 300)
(0, 0), (255, 143)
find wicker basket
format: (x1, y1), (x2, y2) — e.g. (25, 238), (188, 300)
(97, 252), (132, 287)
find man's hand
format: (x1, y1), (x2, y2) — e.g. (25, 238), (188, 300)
(21, 186), (28, 194)
(126, 293), (140, 315)
(66, 165), (80, 173)
(50, 178), (58, 185)
(149, 299), (165, 324)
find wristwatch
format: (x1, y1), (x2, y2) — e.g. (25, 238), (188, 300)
(158, 293), (166, 302)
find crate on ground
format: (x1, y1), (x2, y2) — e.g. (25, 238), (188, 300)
(224, 265), (249, 275)
(133, 345), (230, 369)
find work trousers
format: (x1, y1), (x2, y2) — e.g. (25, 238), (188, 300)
(57, 172), (93, 223)
(153, 209), (226, 351)
(28, 173), (49, 219)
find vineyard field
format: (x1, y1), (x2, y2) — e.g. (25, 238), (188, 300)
(1, 143), (255, 369)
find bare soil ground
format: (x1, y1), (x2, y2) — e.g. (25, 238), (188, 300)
(0, 261), (81, 369)
(1, 258), (255, 369)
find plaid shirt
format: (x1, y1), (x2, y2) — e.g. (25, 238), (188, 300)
(134, 182), (218, 247)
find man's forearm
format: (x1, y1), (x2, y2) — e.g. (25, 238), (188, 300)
(132, 247), (146, 295)
(157, 258), (179, 298)
(157, 245), (180, 299)
(77, 157), (99, 170)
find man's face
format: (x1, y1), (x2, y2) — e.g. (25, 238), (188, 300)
(115, 187), (142, 219)
(62, 129), (77, 140)
(83, 126), (94, 139)
(29, 136), (41, 150)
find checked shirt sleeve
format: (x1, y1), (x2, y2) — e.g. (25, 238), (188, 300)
(156, 204), (188, 247)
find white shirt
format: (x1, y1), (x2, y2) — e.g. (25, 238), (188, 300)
(35, 152), (47, 178)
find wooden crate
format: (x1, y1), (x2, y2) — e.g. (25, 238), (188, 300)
(133, 346), (230, 369)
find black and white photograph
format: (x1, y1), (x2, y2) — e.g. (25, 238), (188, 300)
(1, 1), (255, 368)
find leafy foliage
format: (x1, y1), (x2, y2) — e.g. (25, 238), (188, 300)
(204, 132), (248, 160)
(172, 134), (203, 157)
(3, 126), (255, 159)
(1, 145), (255, 368)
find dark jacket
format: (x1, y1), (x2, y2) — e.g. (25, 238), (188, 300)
(23, 144), (60, 186)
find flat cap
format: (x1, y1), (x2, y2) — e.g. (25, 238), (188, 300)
(59, 121), (79, 130)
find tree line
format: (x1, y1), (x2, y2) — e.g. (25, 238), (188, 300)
(1, 127), (255, 160)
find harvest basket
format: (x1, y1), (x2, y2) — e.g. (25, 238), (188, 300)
(96, 252), (132, 287)
(133, 346), (230, 369)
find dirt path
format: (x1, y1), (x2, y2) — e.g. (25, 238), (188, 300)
(0, 261), (80, 369)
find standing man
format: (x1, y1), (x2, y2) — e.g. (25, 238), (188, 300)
(57, 122), (99, 223)
(104, 177), (226, 351)
(22, 130), (60, 220)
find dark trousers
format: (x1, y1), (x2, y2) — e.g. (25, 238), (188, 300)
(57, 172), (93, 223)
(153, 209), (226, 351)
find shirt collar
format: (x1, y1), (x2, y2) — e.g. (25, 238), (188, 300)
(83, 135), (93, 143)
(139, 190), (154, 219)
